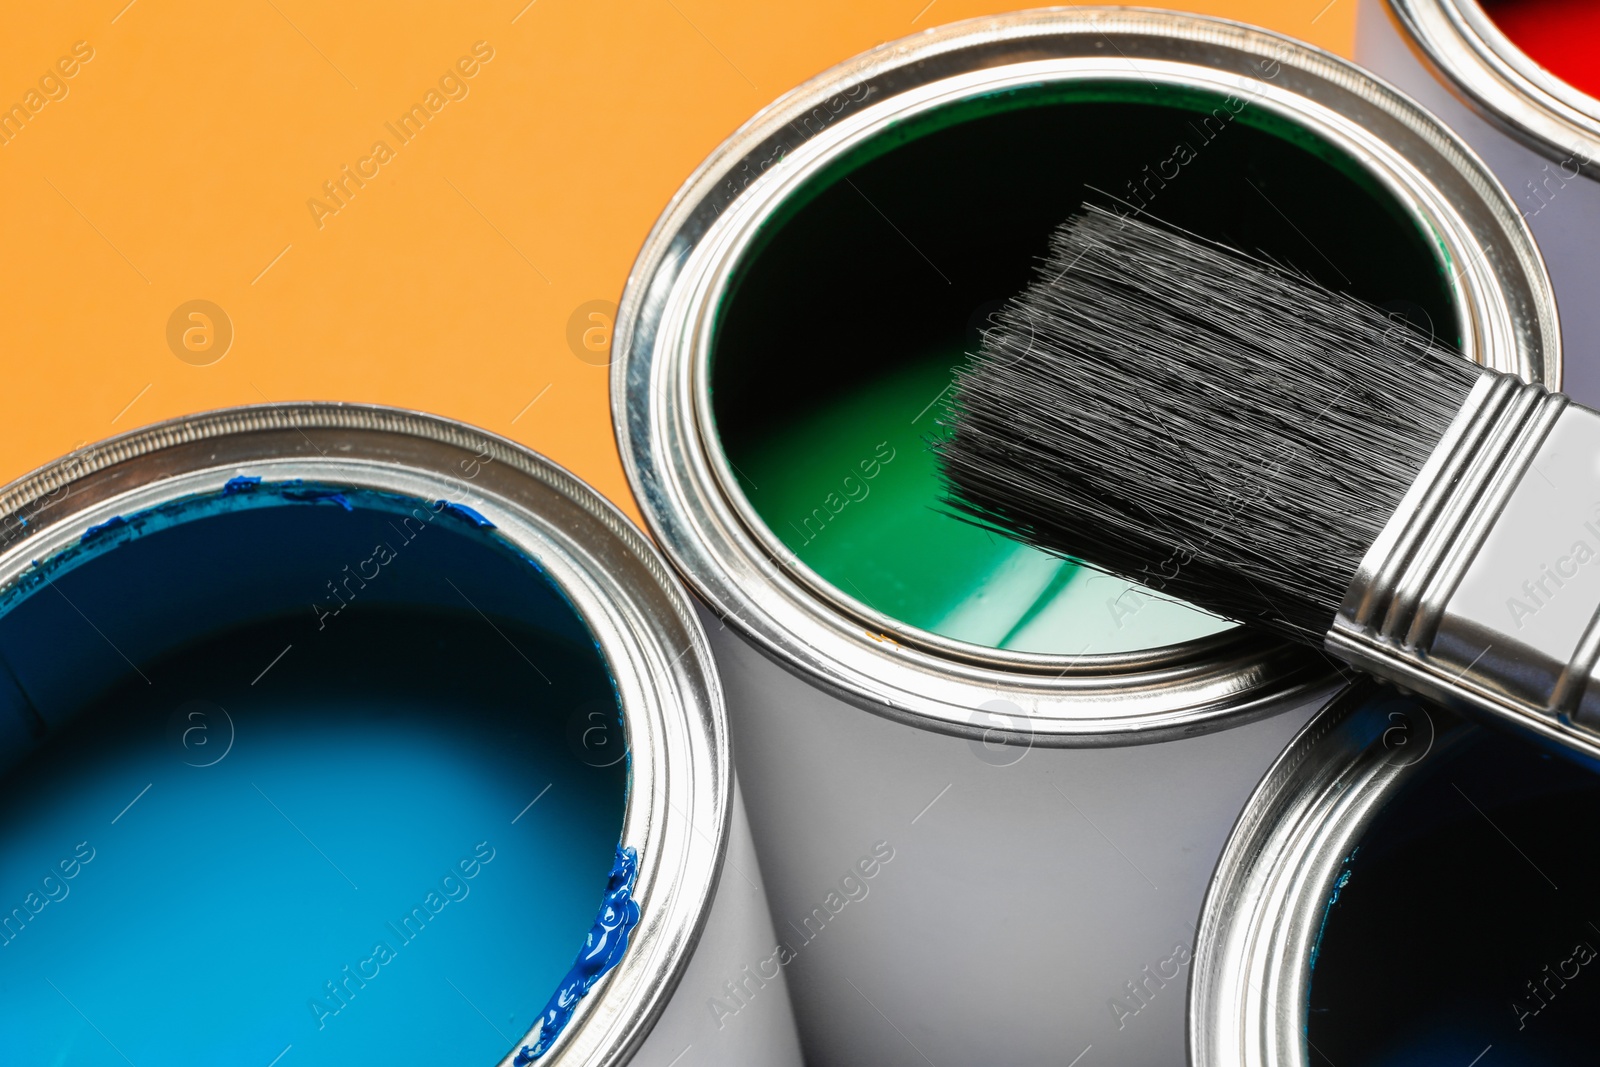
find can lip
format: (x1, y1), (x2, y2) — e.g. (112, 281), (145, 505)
(1390, 0), (1600, 171)
(613, 6), (1559, 743)
(1186, 682), (1471, 1067)
(0, 402), (729, 1067)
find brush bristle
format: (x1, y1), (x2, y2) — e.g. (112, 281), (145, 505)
(934, 205), (1485, 644)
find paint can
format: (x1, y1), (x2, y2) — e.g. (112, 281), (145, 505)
(1191, 681), (1600, 1063)
(0, 404), (801, 1067)
(1357, 0), (1600, 406)
(614, 8), (1557, 1064)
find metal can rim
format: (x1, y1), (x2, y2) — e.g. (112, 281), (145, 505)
(612, 5), (1559, 743)
(0, 402), (730, 1067)
(1390, 0), (1600, 172)
(1187, 682), (1473, 1067)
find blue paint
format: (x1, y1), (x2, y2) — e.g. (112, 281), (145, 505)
(437, 501), (495, 529)
(279, 482), (353, 510)
(78, 515), (127, 542)
(1327, 868), (1352, 906)
(2, 479), (542, 620)
(1306, 855), (1355, 973)
(516, 846), (641, 1063)
(1307, 703), (1600, 1062)
(0, 477), (635, 1066)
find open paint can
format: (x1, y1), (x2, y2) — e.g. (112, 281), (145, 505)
(1358, 0), (1600, 405)
(615, 8), (1556, 1064)
(0, 404), (801, 1067)
(1191, 684), (1600, 1064)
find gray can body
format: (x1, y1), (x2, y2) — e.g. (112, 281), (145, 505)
(1357, 0), (1600, 406)
(628, 780), (801, 1067)
(614, 9), (1559, 1065)
(710, 620), (1324, 1066)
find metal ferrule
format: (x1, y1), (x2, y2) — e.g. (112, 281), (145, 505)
(1327, 368), (1600, 757)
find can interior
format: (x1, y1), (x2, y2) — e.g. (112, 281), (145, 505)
(1307, 719), (1600, 1061)
(709, 82), (1459, 655)
(1481, 0), (1600, 99)
(0, 481), (628, 1065)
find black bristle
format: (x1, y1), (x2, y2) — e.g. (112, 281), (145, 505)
(934, 205), (1485, 644)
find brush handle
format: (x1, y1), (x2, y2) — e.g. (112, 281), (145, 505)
(1329, 370), (1600, 760)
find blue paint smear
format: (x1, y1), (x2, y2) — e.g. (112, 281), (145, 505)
(279, 483), (353, 511)
(1307, 856), (1355, 973)
(516, 846), (641, 1063)
(437, 501), (495, 529)
(222, 475), (262, 494)
(79, 515), (127, 543)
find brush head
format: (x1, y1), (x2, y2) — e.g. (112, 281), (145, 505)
(934, 205), (1486, 644)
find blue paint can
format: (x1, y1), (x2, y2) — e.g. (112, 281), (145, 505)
(0, 404), (801, 1067)
(1193, 683), (1600, 1064)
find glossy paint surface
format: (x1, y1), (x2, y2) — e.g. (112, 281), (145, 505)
(0, 488), (629, 1066)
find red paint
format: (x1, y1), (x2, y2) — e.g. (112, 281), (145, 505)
(1484, 0), (1600, 100)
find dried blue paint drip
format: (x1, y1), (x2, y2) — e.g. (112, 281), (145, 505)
(3, 478), (590, 644)
(79, 515), (128, 543)
(1307, 847), (1359, 973)
(278, 482), (352, 511)
(223, 473), (352, 510)
(229, 475), (487, 527)
(437, 501), (495, 528)
(515, 845), (641, 1063)
(75, 478), (345, 551)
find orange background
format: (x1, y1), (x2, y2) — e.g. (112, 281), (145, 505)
(0, 1), (1355, 524)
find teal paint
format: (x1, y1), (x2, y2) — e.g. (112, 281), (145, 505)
(0, 482), (631, 1066)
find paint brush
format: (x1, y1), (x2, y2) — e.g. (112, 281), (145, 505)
(934, 205), (1600, 757)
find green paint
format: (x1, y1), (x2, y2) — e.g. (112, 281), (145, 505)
(737, 353), (1231, 654)
(712, 85), (1459, 655)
